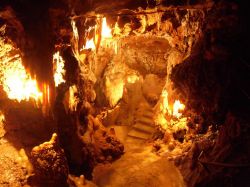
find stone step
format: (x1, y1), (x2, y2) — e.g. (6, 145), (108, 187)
(135, 110), (155, 119)
(127, 129), (152, 140)
(125, 136), (145, 145)
(126, 134), (148, 141)
(136, 104), (154, 111)
(124, 101), (156, 146)
(133, 123), (155, 134)
(142, 111), (155, 119)
(135, 117), (155, 126)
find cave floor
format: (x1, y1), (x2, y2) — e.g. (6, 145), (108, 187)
(0, 137), (30, 186)
(93, 141), (186, 187)
(0, 132), (186, 187)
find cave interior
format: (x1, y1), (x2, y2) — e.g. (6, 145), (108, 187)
(0, 0), (249, 186)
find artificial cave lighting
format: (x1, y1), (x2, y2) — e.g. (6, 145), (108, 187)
(0, 39), (42, 103)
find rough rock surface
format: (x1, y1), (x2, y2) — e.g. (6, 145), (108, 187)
(30, 133), (69, 186)
(82, 115), (124, 164)
(121, 36), (171, 76)
(142, 74), (165, 104)
(168, 2), (250, 186)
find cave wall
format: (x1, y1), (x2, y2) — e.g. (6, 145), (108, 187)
(169, 1), (250, 186)
(171, 1), (250, 124)
(0, 0), (213, 84)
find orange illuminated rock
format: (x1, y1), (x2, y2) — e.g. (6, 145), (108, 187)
(0, 36), (43, 104)
(30, 133), (69, 186)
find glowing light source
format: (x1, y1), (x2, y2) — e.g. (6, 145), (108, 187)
(53, 51), (65, 87)
(101, 17), (112, 39)
(155, 88), (186, 129)
(0, 36), (52, 106)
(173, 100), (185, 118)
(0, 54), (42, 102)
(82, 38), (95, 50)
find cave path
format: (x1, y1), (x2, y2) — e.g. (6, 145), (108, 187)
(94, 100), (186, 187)
(93, 142), (185, 187)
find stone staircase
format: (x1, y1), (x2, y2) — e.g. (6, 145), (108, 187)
(125, 102), (156, 144)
